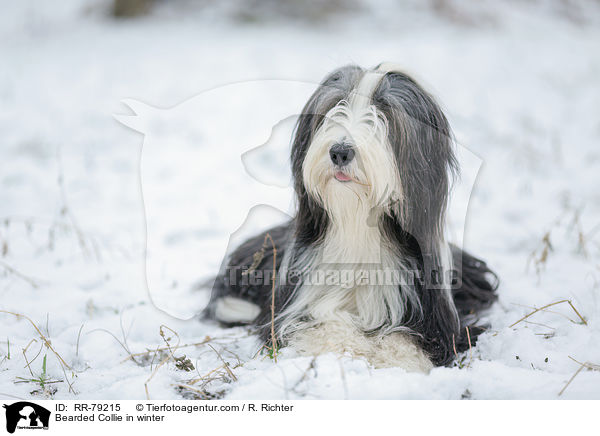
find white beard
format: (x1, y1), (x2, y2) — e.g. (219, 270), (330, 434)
(276, 181), (428, 370)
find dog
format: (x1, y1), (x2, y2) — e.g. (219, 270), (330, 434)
(206, 63), (498, 372)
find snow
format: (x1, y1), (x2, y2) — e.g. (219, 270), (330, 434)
(1, 0), (600, 400)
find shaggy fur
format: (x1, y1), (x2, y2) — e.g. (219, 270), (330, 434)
(206, 63), (498, 370)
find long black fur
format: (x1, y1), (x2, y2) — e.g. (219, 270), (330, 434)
(206, 65), (498, 367)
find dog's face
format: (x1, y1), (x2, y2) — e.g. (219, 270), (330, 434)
(301, 94), (402, 222)
(292, 64), (457, 254)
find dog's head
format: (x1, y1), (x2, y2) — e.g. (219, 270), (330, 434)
(291, 64), (457, 255)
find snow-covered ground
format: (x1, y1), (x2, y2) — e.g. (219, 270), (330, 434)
(1, 0), (600, 400)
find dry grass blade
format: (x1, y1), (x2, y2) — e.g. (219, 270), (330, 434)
(511, 302), (581, 324)
(266, 233), (278, 362)
(120, 337), (212, 363)
(144, 353), (171, 400)
(509, 299), (587, 328)
(87, 328), (139, 365)
(75, 323), (84, 357)
(565, 301), (587, 325)
(208, 344), (237, 382)
(190, 364), (226, 385)
(523, 320), (556, 330)
(14, 379), (62, 385)
(558, 356), (600, 396)
(528, 230), (553, 281)
(59, 362), (76, 394)
(2, 310), (77, 396)
(242, 232), (278, 360)
(21, 339), (40, 377)
(252, 232), (279, 361)
(142, 326), (206, 398)
(0, 310), (72, 370)
(452, 334), (458, 361)
(159, 325), (180, 358)
(159, 325), (195, 372)
(174, 383), (210, 399)
(0, 259), (42, 288)
(466, 326), (473, 368)
(292, 357), (317, 392)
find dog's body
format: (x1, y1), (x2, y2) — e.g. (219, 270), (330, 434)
(206, 64), (498, 371)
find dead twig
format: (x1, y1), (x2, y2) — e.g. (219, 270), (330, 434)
(465, 326), (473, 368)
(528, 231), (552, 281)
(159, 325), (194, 372)
(558, 356), (600, 396)
(2, 311), (77, 395)
(59, 362), (76, 395)
(75, 324), (84, 357)
(189, 364), (226, 385)
(523, 320), (556, 330)
(292, 357), (317, 392)
(265, 233), (278, 361)
(568, 355), (600, 370)
(15, 379), (62, 385)
(0, 310), (72, 370)
(509, 299), (587, 328)
(120, 337), (212, 363)
(511, 302), (582, 325)
(245, 232), (278, 360)
(0, 259), (43, 288)
(87, 328), (139, 365)
(22, 339), (40, 377)
(159, 325), (181, 358)
(174, 384), (210, 399)
(144, 353), (171, 400)
(566, 301), (587, 325)
(452, 334), (458, 361)
(208, 344), (237, 382)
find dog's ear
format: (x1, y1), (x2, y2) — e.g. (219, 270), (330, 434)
(290, 107), (328, 245)
(375, 71), (458, 262)
(290, 65), (364, 244)
(291, 64), (363, 195)
(374, 71), (461, 366)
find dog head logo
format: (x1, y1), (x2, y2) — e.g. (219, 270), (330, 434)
(115, 77), (483, 318)
(3, 402), (50, 433)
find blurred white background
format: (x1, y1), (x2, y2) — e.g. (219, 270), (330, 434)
(1, 0), (600, 399)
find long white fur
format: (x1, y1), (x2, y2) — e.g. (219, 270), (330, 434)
(215, 296), (261, 323)
(216, 67), (454, 371)
(278, 69), (434, 371)
(289, 320), (433, 371)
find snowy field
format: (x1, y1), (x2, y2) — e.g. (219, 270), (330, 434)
(1, 0), (600, 400)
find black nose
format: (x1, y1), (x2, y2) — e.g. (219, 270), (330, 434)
(329, 144), (355, 166)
